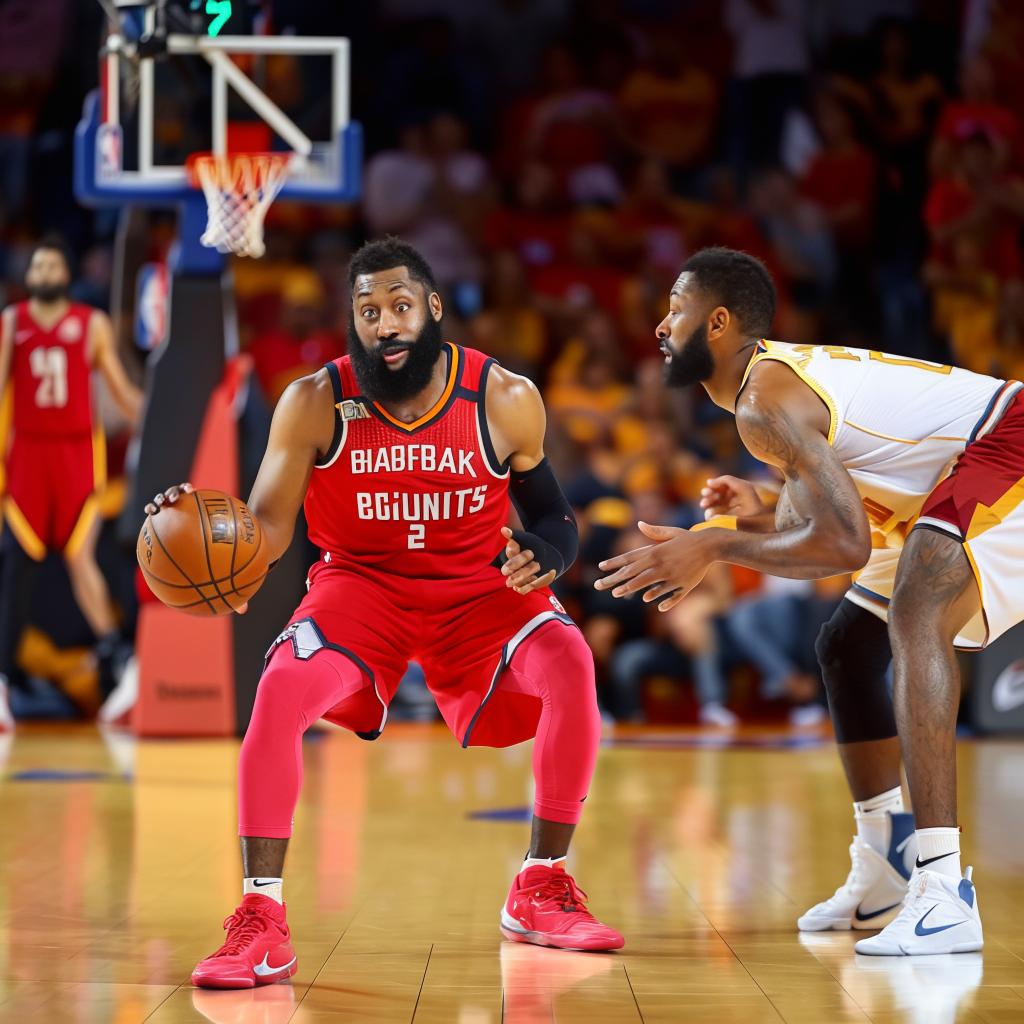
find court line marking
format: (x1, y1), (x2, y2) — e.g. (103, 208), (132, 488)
(622, 962), (645, 1022)
(292, 910), (356, 1012)
(660, 857), (786, 1022)
(410, 943), (434, 1022)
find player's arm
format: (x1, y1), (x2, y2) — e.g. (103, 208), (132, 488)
(486, 365), (578, 595)
(719, 366), (871, 574)
(595, 363), (870, 609)
(144, 371), (335, 565)
(89, 311), (143, 426)
(0, 308), (14, 399)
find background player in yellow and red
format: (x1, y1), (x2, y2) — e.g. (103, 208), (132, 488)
(145, 239), (622, 989)
(0, 241), (142, 730)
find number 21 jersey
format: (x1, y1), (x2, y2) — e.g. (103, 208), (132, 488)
(11, 302), (94, 436)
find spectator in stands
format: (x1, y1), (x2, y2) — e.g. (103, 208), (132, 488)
(726, 576), (829, 725)
(932, 56), (1020, 177)
(748, 167), (836, 340)
(499, 42), (621, 204)
(247, 269), (343, 406)
(470, 250), (548, 377)
(483, 161), (572, 282)
(618, 36), (719, 193)
(363, 112), (490, 298)
(725, 0), (810, 179)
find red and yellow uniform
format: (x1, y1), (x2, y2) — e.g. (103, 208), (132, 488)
(743, 340), (1024, 649)
(4, 302), (104, 560)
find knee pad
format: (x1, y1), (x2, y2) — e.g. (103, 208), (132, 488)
(815, 599), (896, 744)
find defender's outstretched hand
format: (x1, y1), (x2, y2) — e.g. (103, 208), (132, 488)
(594, 521), (714, 612)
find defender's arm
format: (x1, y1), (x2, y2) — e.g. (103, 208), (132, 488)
(89, 311), (143, 426)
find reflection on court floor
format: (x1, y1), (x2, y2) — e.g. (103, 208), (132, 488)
(0, 723), (1022, 1022)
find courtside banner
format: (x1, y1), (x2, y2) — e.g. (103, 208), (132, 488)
(966, 621), (1024, 735)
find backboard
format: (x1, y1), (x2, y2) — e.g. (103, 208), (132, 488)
(74, 5), (362, 214)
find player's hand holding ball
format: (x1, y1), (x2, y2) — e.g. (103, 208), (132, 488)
(500, 526), (557, 595)
(137, 482), (269, 616)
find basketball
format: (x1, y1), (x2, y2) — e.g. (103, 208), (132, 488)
(136, 489), (268, 616)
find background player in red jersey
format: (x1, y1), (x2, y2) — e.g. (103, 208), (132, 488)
(0, 240), (142, 728)
(147, 237), (622, 989)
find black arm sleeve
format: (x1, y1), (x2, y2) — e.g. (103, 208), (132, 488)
(493, 458), (578, 579)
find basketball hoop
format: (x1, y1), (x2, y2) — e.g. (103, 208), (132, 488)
(188, 152), (296, 258)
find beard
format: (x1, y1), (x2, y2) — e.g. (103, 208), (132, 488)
(348, 314), (445, 403)
(28, 283), (69, 304)
(664, 321), (715, 388)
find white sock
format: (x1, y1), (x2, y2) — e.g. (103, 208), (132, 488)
(243, 877), (283, 904)
(915, 827), (961, 879)
(853, 786), (903, 854)
(521, 855), (566, 873)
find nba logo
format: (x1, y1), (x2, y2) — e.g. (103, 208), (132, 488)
(135, 262), (168, 352)
(96, 122), (122, 179)
(549, 595), (566, 614)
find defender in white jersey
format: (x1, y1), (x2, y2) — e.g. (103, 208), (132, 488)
(597, 248), (1023, 956)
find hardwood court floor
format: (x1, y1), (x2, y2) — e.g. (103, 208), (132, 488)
(1, 723), (1023, 1023)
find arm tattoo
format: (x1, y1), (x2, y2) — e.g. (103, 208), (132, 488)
(721, 395), (870, 576)
(738, 402), (804, 480)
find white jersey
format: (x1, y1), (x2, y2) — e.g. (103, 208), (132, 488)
(741, 340), (1023, 542)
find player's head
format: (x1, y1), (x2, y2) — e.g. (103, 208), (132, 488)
(656, 247), (776, 389)
(25, 238), (73, 305)
(348, 237), (444, 403)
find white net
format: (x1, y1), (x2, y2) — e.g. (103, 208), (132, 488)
(192, 153), (294, 258)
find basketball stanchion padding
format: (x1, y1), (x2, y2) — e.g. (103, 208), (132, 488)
(132, 361), (248, 737)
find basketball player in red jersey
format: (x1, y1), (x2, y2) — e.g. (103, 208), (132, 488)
(0, 240), (142, 729)
(147, 237), (623, 988)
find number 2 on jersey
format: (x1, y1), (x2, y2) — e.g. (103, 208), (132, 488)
(30, 346), (69, 408)
(408, 523), (426, 549)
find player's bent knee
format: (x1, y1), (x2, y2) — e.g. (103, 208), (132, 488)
(322, 688), (386, 738)
(816, 600), (896, 744)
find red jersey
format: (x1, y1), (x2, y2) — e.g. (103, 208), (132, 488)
(304, 343), (512, 587)
(10, 302), (95, 436)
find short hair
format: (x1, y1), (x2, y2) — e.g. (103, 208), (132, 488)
(29, 235), (73, 274)
(680, 247), (776, 339)
(348, 237), (438, 295)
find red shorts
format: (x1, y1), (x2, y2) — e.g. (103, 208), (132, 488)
(915, 385), (1024, 647)
(268, 558), (577, 747)
(4, 432), (104, 560)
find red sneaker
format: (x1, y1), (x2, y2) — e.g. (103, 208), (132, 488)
(500, 865), (624, 951)
(191, 894), (297, 989)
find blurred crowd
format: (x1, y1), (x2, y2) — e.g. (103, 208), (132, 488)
(3, 0), (1024, 724)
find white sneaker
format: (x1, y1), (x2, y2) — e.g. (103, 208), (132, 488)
(798, 820), (916, 931)
(698, 702), (738, 727)
(0, 676), (14, 733)
(789, 703), (827, 727)
(855, 867), (983, 956)
(98, 655), (138, 726)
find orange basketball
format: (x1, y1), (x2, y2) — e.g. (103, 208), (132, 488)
(136, 489), (269, 616)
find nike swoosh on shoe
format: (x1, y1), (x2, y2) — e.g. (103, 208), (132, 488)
(254, 953), (296, 977)
(914, 905), (963, 937)
(854, 901), (902, 922)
